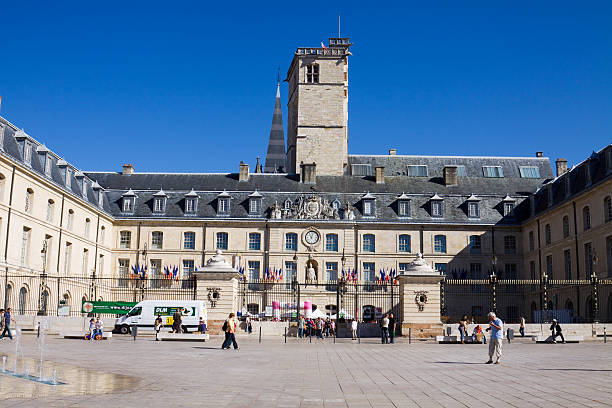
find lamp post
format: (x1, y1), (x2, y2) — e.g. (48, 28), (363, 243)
(140, 242), (148, 301)
(490, 255), (498, 315)
(592, 252), (599, 323)
(37, 240), (48, 316)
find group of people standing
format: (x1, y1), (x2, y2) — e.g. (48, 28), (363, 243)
(379, 313), (396, 344)
(297, 316), (336, 339)
(87, 317), (104, 340)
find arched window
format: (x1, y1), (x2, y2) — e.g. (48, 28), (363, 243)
(362, 234), (375, 252)
(398, 234), (411, 252)
(46, 199), (54, 223)
(583, 206), (591, 231)
(545, 224), (551, 246)
(25, 188), (34, 213)
(84, 218), (91, 238)
(100, 226), (106, 244)
(5, 283), (12, 309)
(18, 287), (28, 315)
(66, 209), (74, 230)
(562, 215), (570, 238)
(0, 173), (5, 202)
(605, 196), (612, 223)
(434, 235), (446, 253)
(216, 232), (228, 250)
(285, 233), (298, 251)
(248, 232), (261, 250)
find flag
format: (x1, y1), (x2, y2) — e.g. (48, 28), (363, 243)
(321, 42), (327, 49)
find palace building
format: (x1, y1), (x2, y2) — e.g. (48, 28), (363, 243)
(1, 37), (611, 323)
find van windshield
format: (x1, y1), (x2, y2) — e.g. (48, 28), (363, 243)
(127, 306), (142, 317)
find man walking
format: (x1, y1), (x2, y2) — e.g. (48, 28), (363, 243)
(485, 312), (503, 364)
(388, 313), (396, 344)
(381, 314), (390, 344)
(351, 319), (358, 340)
(550, 319), (565, 343)
(519, 316), (526, 337)
(298, 315), (305, 339)
(221, 313), (239, 350)
(0, 308), (14, 340)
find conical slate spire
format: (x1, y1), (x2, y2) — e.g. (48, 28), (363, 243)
(264, 82), (286, 173)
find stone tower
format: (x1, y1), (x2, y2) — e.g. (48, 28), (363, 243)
(264, 81), (286, 173)
(285, 38), (352, 175)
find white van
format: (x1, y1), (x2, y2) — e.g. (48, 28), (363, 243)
(114, 300), (207, 335)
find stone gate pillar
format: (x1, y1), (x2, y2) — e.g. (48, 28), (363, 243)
(193, 250), (240, 334)
(398, 253), (444, 338)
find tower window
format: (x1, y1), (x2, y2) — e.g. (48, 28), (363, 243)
(306, 64), (319, 83)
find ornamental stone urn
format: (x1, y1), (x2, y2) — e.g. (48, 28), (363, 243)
(397, 253), (444, 338)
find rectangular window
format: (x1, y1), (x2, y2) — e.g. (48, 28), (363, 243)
(362, 262), (375, 282)
(362, 234), (375, 252)
(456, 165), (467, 177)
(529, 231), (535, 252)
(248, 233), (261, 250)
(149, 259), (161, 287)
(325, 234), (338, 252)
(435, 263), (447, 275)
(81, 249), (89, 277)
(399, 263), (409, 274)
(184, 232), (196, 250)
(118, 258), (130, 286)
(469, 263), (482, 279)
(468, 202), (480, 218)
(325, 262), (338, 282)
(584, 243), (593, 277)
(249, 199), (260, 214)
(123, 198), (133, 213)
(562, 216), (570, 238)
(504, 202), (514, 216)
(185, 198), (196, 213)
(182, 259), (194, 279)
(505, 263), (518, 279)
(546, 255), (553, 277)
(285, 233), (298, 251)
(98, 254), (104, 277)
(20, 227), (30, 266)
(434, 235), (446, 253)
(218, 198), (228, 214)
(469, 235), (481, 254)
(216, 232), (228, 250)
(504, 236), (516, 255)
(398, 200), (410, 217)
(431, 201), (443, 217)
(483, 166), (504, 178)
(530, 261), (536, 280)
(248, 261), (260, 281)
(285, 261), (297, 288)
(306, 64), (319, 83)
(119, 231), (131, 249)
(151, 231), (163, 249)
(519, 166), (541, 178)
(398, 235), (411, 252)
(363, 200), (373, 216)
(564, 249), (572, 280)
(351, 164), (372, 176)
(153, 198), (165, 213)
(64, 242), (72, 276)
(407, 165), (428, 177)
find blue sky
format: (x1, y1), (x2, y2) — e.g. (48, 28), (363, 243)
(1, 1), (611, 173)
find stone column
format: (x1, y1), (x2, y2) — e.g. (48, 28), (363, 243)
(193, 250), (240, 334)
(398, 253), (444, 338)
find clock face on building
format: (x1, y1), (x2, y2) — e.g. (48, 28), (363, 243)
(304, 230), (320, 245)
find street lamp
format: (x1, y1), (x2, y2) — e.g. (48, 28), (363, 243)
(37, 240), (48, 316)
(491, 254), (497, 276)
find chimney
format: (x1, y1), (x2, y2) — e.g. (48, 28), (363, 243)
(375, 166), (385, 184)
(300, 162), (316, 183)
(239, 161), (249, 182)
(536, 151), (543, 158)
(122, 163), (134, 175)
(443, 166), (458, 186)
(388, 148), (397, 156)
(555, 158), (568, 177)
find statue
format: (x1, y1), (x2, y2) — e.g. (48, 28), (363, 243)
(306, 261), (317, 281)
(344, 202), (355, 220)
(270, 201), (282, 219)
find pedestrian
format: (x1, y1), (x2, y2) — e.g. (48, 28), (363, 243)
(388, 313), (396, 344)
(330, 319), (335, 337)
(95, 317), (104, 339)
(325, 317), (331, 337)
(172, 309), (182, 333)
(519, 316), (525, 337)
(316, 317), (324, 339)
(221, 313), (239, 350)
(154, 315), (164, 340)
(351, 319), (358, 340)
(245, 315), (251, 333)
(472, 325), (486, 344)
(0, 309), (4, 335)
(0, 308), (14, 340)
(381, 314), (390, 344)
(198, 317), (206, 333)
(298, 315), (305, 338)
(88, 318), (95, 341)
(485, 312), (503, 364)
(458, 314), (469, 344)
(550, 319), (565, 344)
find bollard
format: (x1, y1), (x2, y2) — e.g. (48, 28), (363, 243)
(605, 327), (607, 344)
(259, 326), (262, 344)
(310, 328), (312, 343)
(284, 327), (287, 344)
(358, 324), (361, 344)
(409, 327), (411, 344)
(37, 322), (40, 338)
(132, 325), (138, 341)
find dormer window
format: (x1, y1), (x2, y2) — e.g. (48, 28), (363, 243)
(24, 142), (32, 166)
(430, 194), (443, 218)
(397, 193), (411, 217)
(406, 165), (427, 177)
(519, 166), (541, 178)
(249, 191), (263, 215)
(502, 195), (515, 216)
(66, 169), (72, 189)
(184, 189), (198, 215)
(92, 182), (103, 207)
(466, 194), (480, 218)
(217, 191), (230, 216)
(306, 64), (319, 83)
(483, 166), (504, 178)
(75, 171), (86, 197)
(362, 192), (375, 217)
(44, 156), (52, 176)
(121, 189), (136, 213)
(37, 145), (52, 176)
(153, 189), (167, 214)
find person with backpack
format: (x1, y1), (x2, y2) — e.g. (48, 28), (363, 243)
(550, 319), (565, 343)
(221, 313), (239, 350)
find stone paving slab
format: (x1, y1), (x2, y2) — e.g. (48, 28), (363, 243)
(0, 335), (611, 407)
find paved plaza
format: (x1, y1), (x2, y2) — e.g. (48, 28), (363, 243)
(1, 334), (611, 407)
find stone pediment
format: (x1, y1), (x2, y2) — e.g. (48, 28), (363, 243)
(271, 195), (341, 220)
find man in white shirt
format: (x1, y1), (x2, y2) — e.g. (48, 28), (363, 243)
(381, 314), (390, 344)
(351, 320), (358, 340)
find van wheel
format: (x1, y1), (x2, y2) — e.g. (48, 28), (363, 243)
(120, 325), (130, 335)
(181, 325), (188, 333)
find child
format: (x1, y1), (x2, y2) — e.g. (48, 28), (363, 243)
(198, 317), (206, 333)
(88, 318), (95, 341)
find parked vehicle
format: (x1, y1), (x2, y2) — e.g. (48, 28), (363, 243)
(114, 300), (207, 335)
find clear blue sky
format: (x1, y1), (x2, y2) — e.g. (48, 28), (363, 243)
(1, 1), (610, 173)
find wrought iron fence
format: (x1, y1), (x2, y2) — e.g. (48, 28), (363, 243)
(442, 276), (612, 324)
(238, 279), (400, 322)
(1, 273), (197, 317)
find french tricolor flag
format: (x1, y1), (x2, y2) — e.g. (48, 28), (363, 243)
(321, 42), (327, 49)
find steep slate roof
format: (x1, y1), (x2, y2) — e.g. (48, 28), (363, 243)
(263, 83), (286, 173)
